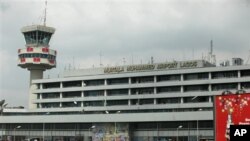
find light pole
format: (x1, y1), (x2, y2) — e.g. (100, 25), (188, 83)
(176, 125), (182, 141)
(89, 126), (95, 141)
(197, 109), (202, 141)
(14, 126), (21, 141)
(43, 112), (50, 141)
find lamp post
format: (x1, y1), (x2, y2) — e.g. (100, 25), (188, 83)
(43, 112), (50, 141)
(176, 125), (182, 141)
(14, 126), (21, 141)
(197, 109), (202, 141)
(89, 126), (95, 141)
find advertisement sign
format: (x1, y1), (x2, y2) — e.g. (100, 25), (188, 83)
(214, 93), (250, 141)
(91, 123), (129, 141)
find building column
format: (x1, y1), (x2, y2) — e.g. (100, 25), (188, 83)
(104, 90), (107, 106)
(209, 96), (212, 102)
(104, 79), (107, 85)
(82, 91), (84, 97)
(181, 74), (184, 81)
(238, 71), (241, 90)
(238, 83), (241, 90)
(208, 84), (212, 92)
(60, 82), (63, 88)
(209, 72), (212, 80)
(129, 77), (131, 84)
(181, 86), (184, 93)
(180, 97), (183, 103)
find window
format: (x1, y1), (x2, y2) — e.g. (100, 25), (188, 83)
(131, 76), (154, 83)
(62, 102), (81, 107)
(107, 78), (128, 85)
(212, 71), (237, 79)
(85, 79), (104, 86)
(157, 86), (181, 93)
(183, 96), (209, 103)
(62, 92), (81, 98)
(157, 74), (181, 82)
(84, 90), (104, 97)
(107, 89), (128, 96)
(42, 93), (60, 99)
(241, 70), (250, 77)
(156, 98), (181, 104)
(106, 100), (128, 106)
(241, 82), (250, 89)
(63, 81), (82, 88)
(84, 101), (104, 107)
(184, 73), (208, 80)
(131, 99), (154, 105)
(41, 103), (60, 108)
(43, 82), (60, 89)
(184, 85), (208, 92)
(131, 88), (154, 95)
(212, 83), (237, 91)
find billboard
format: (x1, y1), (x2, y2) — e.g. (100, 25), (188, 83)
(214, 93), (250, 141)
(91, 123), (129, 141)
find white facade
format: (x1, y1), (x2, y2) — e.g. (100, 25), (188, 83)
(1, 59), (250, 141)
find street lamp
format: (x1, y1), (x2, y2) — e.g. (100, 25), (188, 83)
(14, 126), (21, 141)
(89, 126), (95, 141)
(197, 109), (202, 141)
(43, 112), (50, 141)
(176, 125), (182, 141)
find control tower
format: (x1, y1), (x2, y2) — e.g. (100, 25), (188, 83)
(18, 25), (56, 84)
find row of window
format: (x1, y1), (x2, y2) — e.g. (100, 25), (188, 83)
(38, 96), (211, 108)
(3, 121), (213, 130)
(19, 53), (56, 60)
(39, 70), (250, 89)
(38, 82), (250, 99)
(24, 31), (52, 45)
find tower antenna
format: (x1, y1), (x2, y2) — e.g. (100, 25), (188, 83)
(99, 51), (103, 67)
(43, 0), (47, 26)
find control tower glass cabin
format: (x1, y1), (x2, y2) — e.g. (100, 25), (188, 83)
(18, 25), (57, 84)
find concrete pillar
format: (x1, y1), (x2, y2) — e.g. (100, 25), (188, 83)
(129, 77), (131, 84)
(181, 74), (184, 81)
(154, 99), (157, 104)
(208, 84), (212, 92)
(180, 97), (183, 103)
(181, 86), (184, 93)
(104, 79), (107, 85)
(238, 70), (241, 78)
(208, 72), (212, 79)
(154, 76), (157, 83)
(29, 69), (44, 85)
(209, 96), (212, 102)
(60, 82), (63, 88)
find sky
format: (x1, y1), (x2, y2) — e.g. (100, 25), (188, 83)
(0, 0), (250, 108)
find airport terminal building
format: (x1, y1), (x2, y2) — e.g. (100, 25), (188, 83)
(0, 24), (250, 141)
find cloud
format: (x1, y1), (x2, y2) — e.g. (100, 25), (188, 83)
(1, 0), (250, 107)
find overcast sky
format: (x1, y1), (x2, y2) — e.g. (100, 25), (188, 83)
(0, 0), (250, 108)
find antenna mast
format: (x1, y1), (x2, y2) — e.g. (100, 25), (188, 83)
(43, 0), (47, 26)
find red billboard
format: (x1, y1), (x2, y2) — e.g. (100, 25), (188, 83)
(215, 93), (250, 141)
